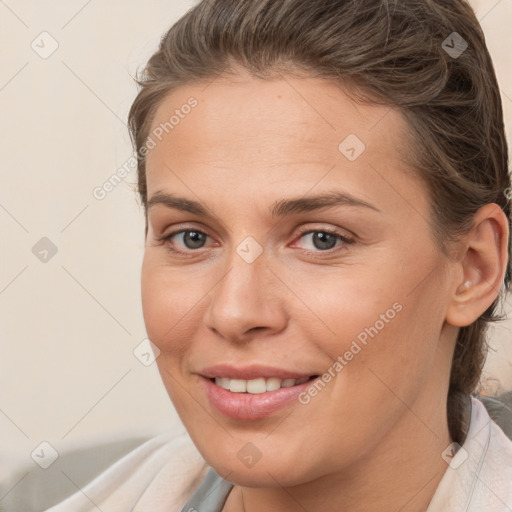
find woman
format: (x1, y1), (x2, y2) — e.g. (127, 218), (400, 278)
(47, 0), (512, 510)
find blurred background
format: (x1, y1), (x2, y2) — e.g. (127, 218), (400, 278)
(0, 0), (510, 509)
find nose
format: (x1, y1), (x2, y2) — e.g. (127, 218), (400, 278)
(204, 248), (287, 343)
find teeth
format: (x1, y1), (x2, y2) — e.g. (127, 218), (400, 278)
(229, 379), (247, 393)
(216, 377), (230, 390)
(214, 376), (310, 394)
(246, 378), (266, 394)
(266, 377), (281, 391)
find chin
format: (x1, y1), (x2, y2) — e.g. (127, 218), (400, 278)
(219, 465), (314, 489)
(198, 443), (324, 488)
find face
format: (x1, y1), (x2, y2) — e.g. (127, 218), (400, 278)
(141, 69), (457, 487)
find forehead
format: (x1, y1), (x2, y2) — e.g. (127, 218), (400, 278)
(144, 72), (427, 217)
(148, 71), (412, 163)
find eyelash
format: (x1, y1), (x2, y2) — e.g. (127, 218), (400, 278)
(155, 226), (354, 256)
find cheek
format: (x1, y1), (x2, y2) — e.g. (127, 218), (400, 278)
(140, 252), (205, 352)
(290, 267), (404, 350)
(293, 262), (444, 397)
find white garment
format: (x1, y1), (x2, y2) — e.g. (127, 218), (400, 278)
(45, 398), (512, 511)
(44, 429), (209, 512)
(426, 398), (512, 511)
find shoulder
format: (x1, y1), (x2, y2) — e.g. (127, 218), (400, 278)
(44, 430), (209, 512)
(478, 399), (512, 509)
(427, 397), (512, 512)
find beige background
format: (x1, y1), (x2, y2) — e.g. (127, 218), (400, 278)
(0, 0), (510, 485)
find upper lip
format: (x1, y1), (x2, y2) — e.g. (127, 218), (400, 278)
(199, 364), (315, 380)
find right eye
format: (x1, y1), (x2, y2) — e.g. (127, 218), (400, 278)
(159, 229), (213, 252)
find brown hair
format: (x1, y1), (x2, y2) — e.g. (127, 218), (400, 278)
(128, 0), (511, 442)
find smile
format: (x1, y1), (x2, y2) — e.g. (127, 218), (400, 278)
(212, 376), (315, 394)
(201, 371), (320, 420)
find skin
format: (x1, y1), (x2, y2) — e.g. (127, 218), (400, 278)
(141, 67), (509, 512)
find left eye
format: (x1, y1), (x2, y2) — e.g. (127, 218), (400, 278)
(295, 230), (349, 251)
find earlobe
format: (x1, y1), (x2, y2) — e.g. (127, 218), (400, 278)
(446, 203), (509, 328)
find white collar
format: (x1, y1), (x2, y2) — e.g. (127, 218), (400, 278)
(426, 397), (512, 511)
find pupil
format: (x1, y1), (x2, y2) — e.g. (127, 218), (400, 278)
(313, 232), (337, 250)
(184, 231), (205, 249)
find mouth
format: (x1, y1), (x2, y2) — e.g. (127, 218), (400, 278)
(209, 375), (319, 394)
(200, 369), (321, 420)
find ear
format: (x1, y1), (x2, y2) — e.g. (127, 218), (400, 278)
(446, 203), (509, 328)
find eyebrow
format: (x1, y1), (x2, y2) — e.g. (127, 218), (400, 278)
(146, 190), (380, 218)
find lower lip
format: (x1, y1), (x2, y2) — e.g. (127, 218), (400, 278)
(201, 377), (317, 420)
